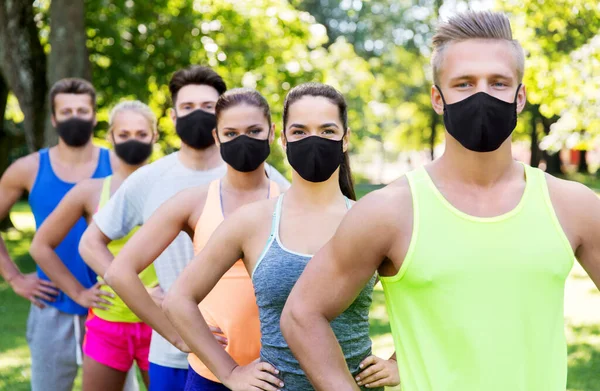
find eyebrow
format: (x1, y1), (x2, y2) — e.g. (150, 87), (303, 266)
(178, 100), (215, 106)
(449, 73), (514, 82)
(223, 124), (263, 131)
(289, 123), (340, 129)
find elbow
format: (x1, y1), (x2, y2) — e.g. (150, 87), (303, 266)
(29, 237), (42, 263)
(78, 229), (95, 268)
(280, 298), (308, 343)
(161, 289), (178, 322)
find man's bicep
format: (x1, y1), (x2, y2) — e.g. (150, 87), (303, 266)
(293, 203), (390, 320)
(574, 187), (600, 289)
(0, 161), (29, 218)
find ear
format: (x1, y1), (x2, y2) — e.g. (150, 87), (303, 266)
(93, 114), (98, 127)
(212, 128), (220, 147)
(516, 84), (527, 114)
(105, 129), (113, 145)
(169, 108), (177, 127)
(431, 85), (445, 115)
(280, 128), (288, 151)
(342, 128), (351, 153)
(152, 131), (159, 144)
(268, 124), (276, 144)
(51, 114), (57, 128)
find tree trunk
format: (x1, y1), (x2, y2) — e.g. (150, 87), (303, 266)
(0, 0), (48, 152)
(541, 116), (563, 175)
(0, 71), (15, 231)
(46, 0), (91, 146)
(578, 150), (588, 174)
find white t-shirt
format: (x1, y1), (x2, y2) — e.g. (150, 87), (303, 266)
(94, 152), (290, 368)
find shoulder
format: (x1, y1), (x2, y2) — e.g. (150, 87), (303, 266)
(74, 177), (104, 193)
(545, 173), (600, 222)
(352, 176), (412, 222)
(226, 197), (277, 231)
(2, 152), (40, 187)
(172, 184), (211, 215)
(545, 173), (597, 207)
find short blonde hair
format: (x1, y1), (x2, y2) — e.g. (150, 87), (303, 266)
(108, 100), (157, 133)
(431, 11), (525, 85)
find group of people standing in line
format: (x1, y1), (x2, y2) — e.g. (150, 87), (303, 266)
(1, 10), (600, 391)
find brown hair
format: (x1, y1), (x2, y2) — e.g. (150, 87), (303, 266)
(431, 11), (525, 85)
(283, 83), (356, 201)
(49, 78), (96, 114)
(215, 88), (271, 129)
(169, 65), (227, 106)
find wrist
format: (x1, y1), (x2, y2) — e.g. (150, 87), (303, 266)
(7, 272), (23, 286)
(221, 364), (240, 386)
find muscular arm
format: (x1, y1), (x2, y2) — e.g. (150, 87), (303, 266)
(30, 181), (101, 305)
(567, 183), (600, 290)
(102, 188), (205, 350)
(0, 155), (57, 307)
(163, 203), (271, 386)
(281, 187), (408, 391)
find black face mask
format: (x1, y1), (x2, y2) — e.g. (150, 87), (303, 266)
(175, 109), (217, 149)
(220, 135), (270, 173)
(114, 139), (153, 165)
(437, 85), (521, 152)
(56, 118), (94, 147)
(286, 136), (344, 183)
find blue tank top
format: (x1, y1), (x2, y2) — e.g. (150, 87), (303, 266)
(251, 194), (379, 391)
(29, 148), (112, 315)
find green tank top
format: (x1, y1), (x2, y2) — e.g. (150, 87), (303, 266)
(93, 176), (158, 323)
(380, 164), (574, 391)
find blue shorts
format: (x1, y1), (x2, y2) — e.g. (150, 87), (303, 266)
(149, 363), (188, 391)
(185, 366), (229, 391)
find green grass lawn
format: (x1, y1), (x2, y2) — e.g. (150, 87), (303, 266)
(1, 199), (600, 390)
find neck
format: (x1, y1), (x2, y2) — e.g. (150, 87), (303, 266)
(435, 136), (516, 187)
(178, 143), (223, 171)
(222, 163), (269, 191)
(55, 141), (96, 163)
(286, 169), (345, 208)
(111, 160), (144, 182)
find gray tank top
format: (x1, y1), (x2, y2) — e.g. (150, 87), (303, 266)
(251, 194), (380, 391)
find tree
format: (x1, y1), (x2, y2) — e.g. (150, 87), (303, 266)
(0, 0), (48, 152)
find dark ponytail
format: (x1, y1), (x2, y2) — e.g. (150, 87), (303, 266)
(283, 83), (356, 200)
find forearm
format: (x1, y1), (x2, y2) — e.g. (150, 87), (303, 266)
(281, 309), (360, 391)
(30, 244), (85, 299)
(105, 261), (180, 343)
(80, 230), (114, 277)
(164, 293), (239, 381)
(0, 237), (21, 282)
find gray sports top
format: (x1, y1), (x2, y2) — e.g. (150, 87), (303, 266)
(251, 194), (380, 391)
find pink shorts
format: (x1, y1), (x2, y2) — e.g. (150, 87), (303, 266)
(83, 313), (151, 372)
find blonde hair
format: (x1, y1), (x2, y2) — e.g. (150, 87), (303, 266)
(431, 11), (525, 85)
(108, 100), (157, 133)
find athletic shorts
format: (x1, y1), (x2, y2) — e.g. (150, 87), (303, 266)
(83, 314), (151, 372)
(185, 365), (229, 391)
(149, 363), (188, 391)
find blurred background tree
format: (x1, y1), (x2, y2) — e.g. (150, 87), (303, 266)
(1, 0), (599, 182)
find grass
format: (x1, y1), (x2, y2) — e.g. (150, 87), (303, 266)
(1, 199), (600, 390)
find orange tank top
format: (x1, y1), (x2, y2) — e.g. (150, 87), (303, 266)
(189, 179), (281, 382)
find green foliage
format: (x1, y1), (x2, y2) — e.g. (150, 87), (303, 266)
(500, 0), (600, 151)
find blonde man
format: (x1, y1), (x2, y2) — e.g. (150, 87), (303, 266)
(281, 11), (600, 391)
